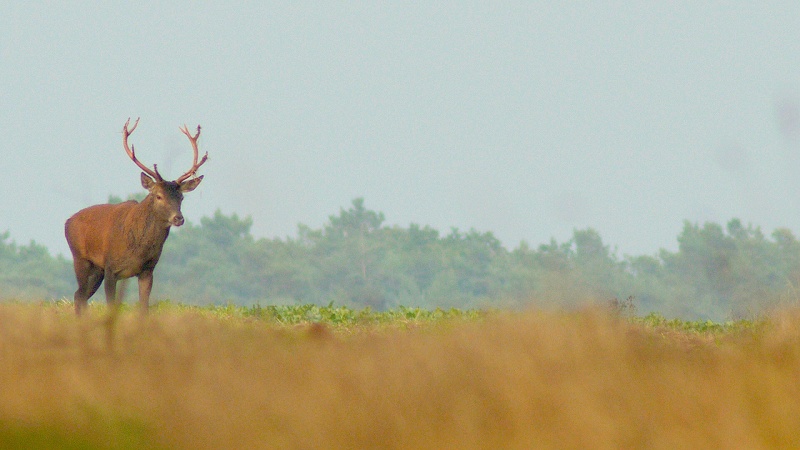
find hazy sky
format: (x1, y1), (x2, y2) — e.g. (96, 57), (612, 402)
(2, 3), (800, 258)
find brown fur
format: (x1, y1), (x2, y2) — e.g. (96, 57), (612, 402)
(65, 119), (206, 315)
(65, 175), (202, 315)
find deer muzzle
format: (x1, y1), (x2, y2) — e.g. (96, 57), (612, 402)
(171, 213), (185, 227)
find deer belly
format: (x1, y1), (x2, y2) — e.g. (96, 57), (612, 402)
(115, 267), (140, 279)
(112, 256), (157, 279)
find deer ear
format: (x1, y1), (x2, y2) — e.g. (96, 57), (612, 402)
(180, 175), (203, 193)
(141, 172), (156, 190)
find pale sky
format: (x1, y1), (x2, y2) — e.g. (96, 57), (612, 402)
(2, 3), (800, 258)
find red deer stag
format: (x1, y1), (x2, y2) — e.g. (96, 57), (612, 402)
(65, 118), (208, 315)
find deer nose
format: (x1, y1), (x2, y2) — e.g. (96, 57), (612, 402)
(172, 214), (185, 227)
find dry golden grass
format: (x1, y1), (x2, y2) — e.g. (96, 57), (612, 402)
(1, 303), (800, 449)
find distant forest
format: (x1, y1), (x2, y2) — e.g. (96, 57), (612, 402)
(2, 198), (800, 321)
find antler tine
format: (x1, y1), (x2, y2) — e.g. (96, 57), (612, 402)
(122, 118), (162, 181)
(124, 117), (139, 134)
(176, 123), (209, 183)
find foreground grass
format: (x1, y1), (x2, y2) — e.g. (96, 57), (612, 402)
(1, 302), (798, 448)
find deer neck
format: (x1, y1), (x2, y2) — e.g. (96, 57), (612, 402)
(127, 195), (172, 247)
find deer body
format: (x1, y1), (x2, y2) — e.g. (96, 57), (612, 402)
(65, 119), (207, 315)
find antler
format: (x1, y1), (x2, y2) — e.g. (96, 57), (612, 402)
(176, 124), (209, 183)
(122, 118), (162, 181)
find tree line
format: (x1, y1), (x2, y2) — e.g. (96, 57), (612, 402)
(2, 198), (799, 321)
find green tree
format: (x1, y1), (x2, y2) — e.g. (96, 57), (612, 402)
(0, 232), (73, 300)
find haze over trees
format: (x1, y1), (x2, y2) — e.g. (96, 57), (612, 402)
(2, 198), (799, 321)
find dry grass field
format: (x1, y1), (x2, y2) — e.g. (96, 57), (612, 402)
(1, 302), (799, 449)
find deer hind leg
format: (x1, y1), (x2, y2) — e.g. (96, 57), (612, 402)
(73, 258), (103, 315)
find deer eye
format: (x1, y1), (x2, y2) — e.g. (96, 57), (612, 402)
(156, 194), (164, 201)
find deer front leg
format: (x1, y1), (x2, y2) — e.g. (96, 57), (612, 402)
(104, 268), (121, 309)
(138, 270), (154, 314)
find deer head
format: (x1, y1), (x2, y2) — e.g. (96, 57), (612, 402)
(122, 117), (207, 227)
